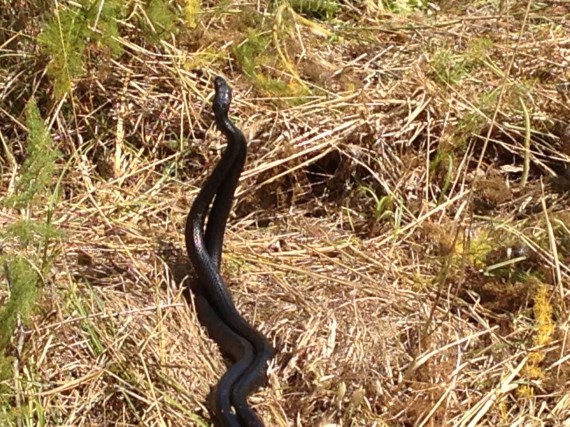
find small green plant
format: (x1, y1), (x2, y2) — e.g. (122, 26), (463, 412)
(284, 0), (340, 20)
(38, 5), (85, 97)
(456, 111), (485, 141)
(429, 150), (454, 203)
(183, 0), (201, 29)
(454, 87), (500, 145)
(0, 100), (62, 397)
(5, 103), (59, 209)
(447, 228), (494, 273)
(233, 28), (310, 102)
(466, 37), (494, 65)
(234, 30), (272, 79)
(382, 0), (428, 15)
(142, 0), (182, 42)
(0, 259), (39, 368)
(38, 0), (124, 97)
(429, 37), (494, 89)
(480, 87), (501, 113)
(429, 49), (469, 86)
(360, 186), (395, 222)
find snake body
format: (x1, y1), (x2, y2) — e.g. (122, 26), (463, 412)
(185, 77), (274, 426)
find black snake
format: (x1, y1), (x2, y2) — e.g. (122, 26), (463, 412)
(185, 77), (274, 426)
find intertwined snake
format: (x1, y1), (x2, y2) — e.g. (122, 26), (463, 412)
(185, 77), (274, 427)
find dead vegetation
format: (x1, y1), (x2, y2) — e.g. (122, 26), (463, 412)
(1, 1), (569, 426)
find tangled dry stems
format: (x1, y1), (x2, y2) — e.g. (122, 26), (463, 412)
(1, 1), (570, 426)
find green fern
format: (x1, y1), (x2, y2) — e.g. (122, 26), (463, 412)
(85, 0), (124, 56)
(0, 259), (39, 352)
(143, 0), (181, 42)
(4, 100), (60, 209)
(233, 31), (271, 79)
(38, 5), (85, 97)
(0, 258), (39, 402)
(4, 220), (62, 250)
(0, 100), (61, 395)
(38, 0), (125, 97)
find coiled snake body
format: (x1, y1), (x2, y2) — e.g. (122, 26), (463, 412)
(185, 77), (274, 426)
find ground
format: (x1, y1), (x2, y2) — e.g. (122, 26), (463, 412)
(0, 1), (569, 426)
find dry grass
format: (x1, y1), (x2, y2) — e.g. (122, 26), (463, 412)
(1, 1), (570, 426)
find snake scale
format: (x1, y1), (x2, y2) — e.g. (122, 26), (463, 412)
(185, 77), (274, 427)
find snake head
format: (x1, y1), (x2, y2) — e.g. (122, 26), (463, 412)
(213, 76), (232, 116)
